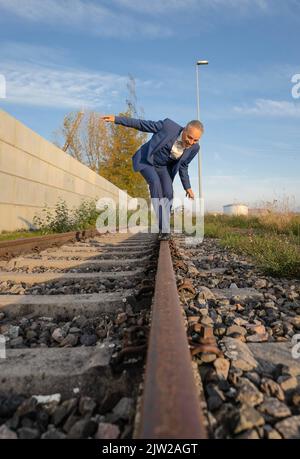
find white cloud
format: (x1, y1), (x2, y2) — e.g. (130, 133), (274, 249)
(1, 0), (293, 41)
(0, 0), (172, 38)
(234, 99), (300, 118)
(113, 0), (270, 15)
(0, 42), (69, 66)
(0, 58), (126, 109)
(0, 42), (163, 109)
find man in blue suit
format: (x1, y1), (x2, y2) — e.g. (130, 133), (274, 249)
(101, 115), (204, 240)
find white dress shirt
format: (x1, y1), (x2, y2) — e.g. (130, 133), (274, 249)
(170, 130), (185, 160)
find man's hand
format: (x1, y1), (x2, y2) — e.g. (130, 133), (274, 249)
(185, 188), (195, 200)
(100, 115), (115, 123)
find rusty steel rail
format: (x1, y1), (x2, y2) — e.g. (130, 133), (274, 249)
(0, 229), (98, 260)
(137, 241), (208, 439)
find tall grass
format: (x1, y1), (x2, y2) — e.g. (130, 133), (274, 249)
(204, 200), (300, 278)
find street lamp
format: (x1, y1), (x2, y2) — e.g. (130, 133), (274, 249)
(196, 60), (208, 200)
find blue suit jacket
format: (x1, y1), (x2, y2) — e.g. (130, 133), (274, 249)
(114, 116), (199, 190)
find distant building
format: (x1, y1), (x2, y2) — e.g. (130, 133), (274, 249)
(223, 203), (248, 216)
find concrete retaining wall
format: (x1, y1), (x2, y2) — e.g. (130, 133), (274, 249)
(0, 109), (128, 232)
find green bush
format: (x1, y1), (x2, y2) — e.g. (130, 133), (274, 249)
(33, 198), (98, 234)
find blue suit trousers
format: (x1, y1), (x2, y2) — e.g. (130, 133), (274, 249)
(140, 164), (173, 232)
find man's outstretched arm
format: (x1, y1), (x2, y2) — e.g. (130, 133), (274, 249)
(101, 115), (163, 134)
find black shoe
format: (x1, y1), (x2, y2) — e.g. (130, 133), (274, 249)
(158, 232), (171, 241)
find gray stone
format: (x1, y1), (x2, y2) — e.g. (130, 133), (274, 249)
(226, 325), (247, 337)
(213, 358), (230, 380)
(18, 427), (40, 439)
(230, 283), (238, 289)
(80, 334), (97, 346)
(109, 397), (134, 422)
(248, 343), (300, 377)
(231, 404), (265, 434)
(26, 330), (37, 340)
(246, 333), (269, 343)
(254, 279), (267, 289)
(259, 397), (291, 419)
(0, 312), (5, 321)
(264, 301), (277, 310)
(0, 394), (25, 418)
(7, 325), (20, 339)
(0, 424), (18, 439)
(200, 352), (217, 363)
(225, 387), (238, 399)
(95, 422), (120, 439)
(79, 396), (97, 416)
(59, 334), (78, 347)
(52, 398), (77, 426)
(200, 316), (214, 327)
(67, 418), (98, 439)
(234, 318), (248, 326)
(52, 328), (66, 343)
(9, 336), (24, 347)
(63, 413), (80, 433)
(214, 324), (226, 337)
(292, 388), (300, 407)
(264, 425), (282, 439)
(235, 429), (260, 439)
(290, 317), (300, 329)
(15, 397), (37, 419)
(222, 337), (258, 371)
(196, 287), (216, 301)
(237, 378), (264, 407)
(207, 395), (223, 412)
(277, 375), (298, 392)
(244, 372), (261, 387)
(275, 416), (300, 439)
(207, 384), (226, 401)
(260, 378), (285, 401)
(115, 312), (127, 325)
(245, 323), (266, 335)
(212, 288), (264, 302)
(41, 427), (66, 439)
(69, 327), (81, 334)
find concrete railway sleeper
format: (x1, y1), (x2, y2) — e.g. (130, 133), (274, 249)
(0, 232), (158, 439)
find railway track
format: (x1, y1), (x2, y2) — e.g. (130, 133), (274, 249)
(0, 232), (160, 439)
(0, 231), (299, 440)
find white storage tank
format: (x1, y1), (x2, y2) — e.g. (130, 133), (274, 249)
(223, 203), (248, 216)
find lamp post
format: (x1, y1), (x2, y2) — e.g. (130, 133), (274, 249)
(196, 60), (208, 199)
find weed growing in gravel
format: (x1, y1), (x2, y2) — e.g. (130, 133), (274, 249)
(204, 212), (300, 278)
(33, 198), (98, 234)
(220, 233), (300, 278)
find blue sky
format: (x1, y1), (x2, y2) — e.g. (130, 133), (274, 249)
(0, 0), (299, 212)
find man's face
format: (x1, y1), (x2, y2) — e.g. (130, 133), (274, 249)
(182, 126), (202, 148)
